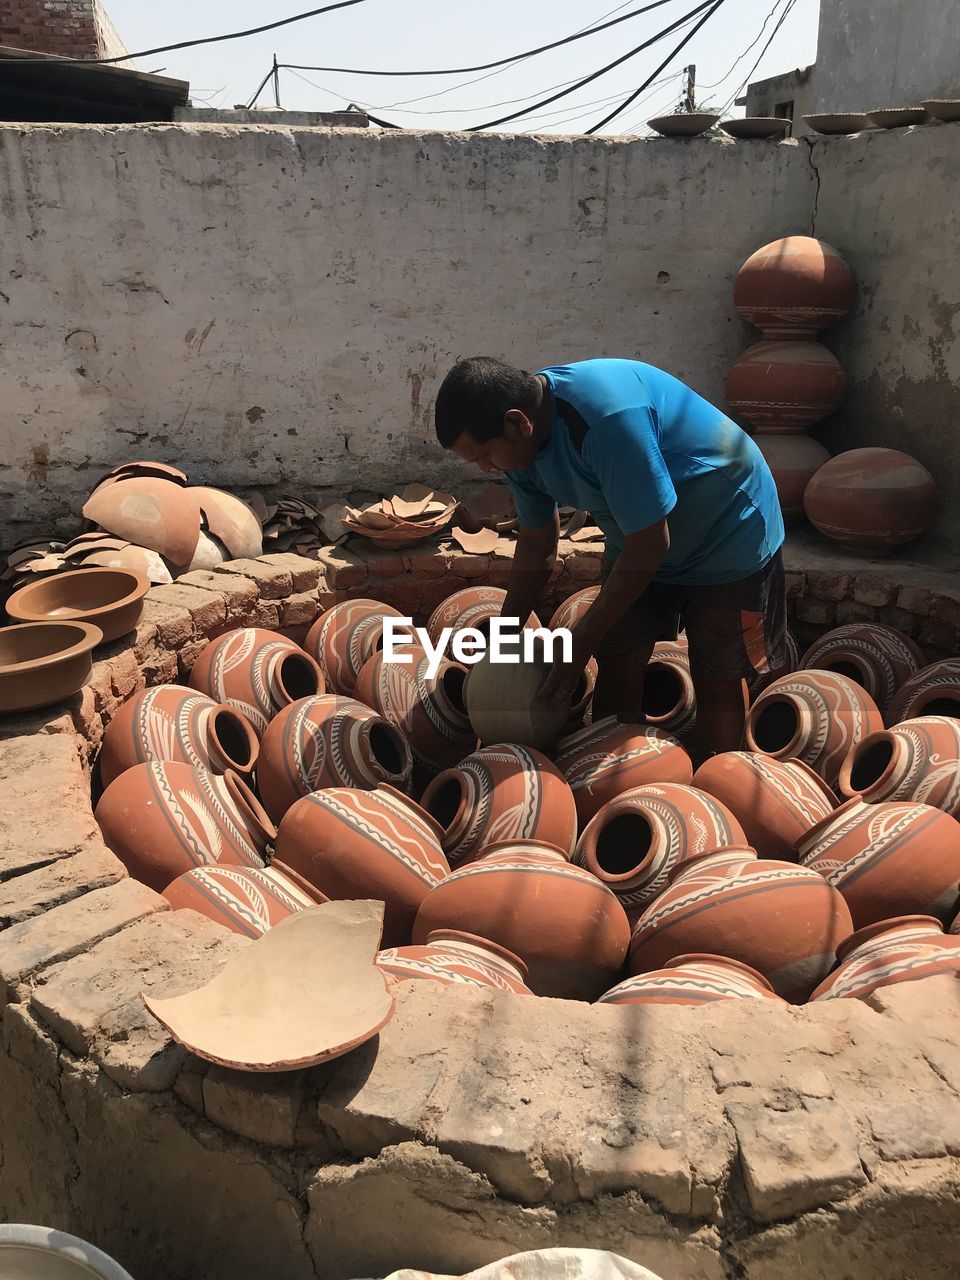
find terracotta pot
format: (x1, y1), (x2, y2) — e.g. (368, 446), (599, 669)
(555, 716), (693, 828)
(838, 714), (960, 817)
(412, 842), (631, 999)
(376, 929), (533, 994)
(465, 650), (576, 751)
(797, 797), (960, 928)
(803, 448), (940, 554)
(189, 627), (325, 738)
(597, 953), (784, 1006)
(725, 340), (847, 431)
(733, 236), (856, 337)
(162, 861), (327, 937)
(800, 624), (926, 717)
(746, 669), (883, 787)
(549, 586), (600, 632)
(95, 762), (273, 891)
(187, 487), (263, 559)
(573, 782), (746, 920)
(886, 659), (960, 727)
(257, 694), (414, 823)
(752, 433), (830, 524)
(0, 620), (102, 713)
(274, 784), (450, 946)
(565, 657), (598, 731)
(82, 475), (201, 567)
(98, 686), (259, 786)
(693, 751), (836, 860)
(628, 848), (853, 1001)
(642, 640), (696, 737)
(304, 598), (405, 697)
(421, 743), (577, 867)
(810, 915), (960, 1001)
(427, 586), (543, 645)
(5, 567), (150, 643)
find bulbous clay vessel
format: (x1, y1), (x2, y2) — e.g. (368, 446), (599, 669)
(746, 669), (883, 787)
(752, 433), (830, 524)
(420, 743), (577, 867)
(628, 848), (853, 1001)
(465, 651), (573, 751)
(304, 598), (405, 697)
(257, 694), (414, 822)
(412, 842), (631, 999)
(797, 797), (960, 927)
(98, 686), (259, 786)
(573, 782), (746, 920)
(811, 915), (960, 1001)
(376, 929), (533, 994)
(274, 785), (450, 947)
(838, 714), (960, 817)
(725, 339), (847, 431)
(189, 628), (325, 737)
(162, 862), (327, 937)
(800, 624), (926, 718)
(427, 586), (542, 645)
(555, 716), (693, 828)
(597, 953), (784, 1006)
(733, 236), (856, 337)
(693, 751), (836, 860)
(886, 659), (960, 726)
(95, 763), (273, 891)
(549, 586), (599, 632)
(642, 640), (696, 737)
(803, 448), (940, 555)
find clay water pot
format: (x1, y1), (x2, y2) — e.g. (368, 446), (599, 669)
(274, 784), (450, 947)
(549, 586), (600, 632)
(304, 598), (405, 697)
(797, 797), (960, 928)
(427, 586), (543, 645)
(628, 848), (853, 1001)
(725, 339), (847, 431)
(886, 659), (960, 727)
(257, 694), (414, 823)
(0, 620), (102, 713)
(162, 862), (327, 938)
(189, 627), (325, 738)
(82, 475), (201, 567)
(642, 640), (696, 737)
(412, 842), (631, 999)
(573, 782), (746, 920)
(5, 566), (150, 643)
(800, 624), (926, 717)
(420, 743), (577, 867)
(733, 236), (856, 337)
(752, 433), (830, 524)
(95, 762), (273, 891)
(376, 929), (533, 994)
(746, 669), (884, 788)
(555, 716), (693, 828)
(838, 715), (960, 817)
(810, 915), (960, 1001)
(597, 954), (784, 1006)
(187, 486), (264, 559)
(693, 751), (836, 860)
(803, 448), (939, 554)
(465, 650), (573, 751)
(98, 686), (259, 786)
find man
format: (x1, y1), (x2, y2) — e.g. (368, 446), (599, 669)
(434, 356), (787, 762)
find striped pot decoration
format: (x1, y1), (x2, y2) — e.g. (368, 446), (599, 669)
(427, 586), (542, 646)
(838, 715), (960, 818)
(724, 339), (847, 431)
(800, 623), (925, 718)
(642, 640), (697, 737)
(549, 586), (600, 633)
(163, 862), (327, 938)
(886, 659), (960, 727)
(597, 954), (784, 1006)
(811, 916), (960, 1001)
(303, 598), (405, 698)
(377, 929), (533, 995)
(189, 627), (324, 737)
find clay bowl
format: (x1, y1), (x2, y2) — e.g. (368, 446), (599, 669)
(867, 106), (929, 128)
(721, 117), (791, 139)
(0, 620), (102, 712)
(921, 99), (960, 122)
(647, 112), (719, 138)
(0, 1224), (134, 1280)
(802, 112), (870, 135)
(5, 567), (149, 643)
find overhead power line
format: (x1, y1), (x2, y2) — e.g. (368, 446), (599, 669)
(720, 0), (799, 112)
(699, 0), (792, 90)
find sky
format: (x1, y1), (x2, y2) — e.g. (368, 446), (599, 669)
(105, 0), (821, 136)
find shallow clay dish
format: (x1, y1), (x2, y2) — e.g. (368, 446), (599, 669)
(802, 112), (869, 134)
(6, 567), (149, 642)
(867, 107), (929, 128)
(647, 112), (719, 137)
(722, 117), (791, 139)
(921, 98), (960, 122)
(0, 1224), (135, 1280)
(0, 620), (102, 713)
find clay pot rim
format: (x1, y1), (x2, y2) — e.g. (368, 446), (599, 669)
(5, 567), (151, 626)
(268, 859), (330, 904)
(640, 652), (688, 725)
(360, 715), (414, 785)
(578, 796), (660, 884)
(794, 794), (873, 859)
(208, 702), (260, 776)
(479, 838), (571, 860)
(836, 727), (900, 800)
(663, 952), (777, 990)
(835, 914), (945, 963)
(274, 648), (326, 705)
(375, 782), (447, 845)
(423, 929), (530, 978)
(0, 619), (104, 673)
(222, 769), (278, 845)
(745, 690), (807, 760)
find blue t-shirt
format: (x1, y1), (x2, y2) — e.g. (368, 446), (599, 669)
(505, 360), (784, 586)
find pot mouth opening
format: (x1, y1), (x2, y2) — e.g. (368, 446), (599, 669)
(211, 707), (257, 772)
(642, 665), (684, 721)
(423, 775), (463, 833)
(919, 695), (960, 718)
(848, 738), (895, 793)
(277, 652), (321, 702)
(369, 722), (409, 778)
(750, 696), (801, 755)
(595, 813), (654, 877)
(441, 664), (468, 715)
(823, 658), (867, 684)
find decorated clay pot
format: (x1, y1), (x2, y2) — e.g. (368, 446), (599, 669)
(555, 716), (693, 828)
(693, 751), (836, 860)
(376, 929), (533, 994)
(427, 586), (543, 645)
(303, 598), (405, 697)
(98, 686), (259, 786)
(725, 340), (847, 431)
(465, 651), (574, 751)
(746, 669), (883, 787)
(797, 797), (960, 927)
(274, 784), (450, 947)
(597, 953), (784, 1006)
(800, 624), (926, 717)
(257, 694), (414, 823)
(733, 236), (856, 337)
(412, 842), (631, 999)
(420, 743), (577, 867)
(811, 915), (960, 1001)
(573, 782), (746, 920)
(753, 433), (830, 524)
(838, 715), (960, 817)
(642, 640), (696, 737)
(803, 448), (940, 555)
(162, 861), (327, 938)
(628, 848), (853, 1001)
(549, 586), (600, 632)
(886, 659), (960, 727)
(95, 762), (273, 891)
(189, 628), (325, 737)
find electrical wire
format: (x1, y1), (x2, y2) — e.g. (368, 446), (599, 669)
(598, 73), (686, 133)
(698, 0), (792, 90)
(719, 0), (799, 112)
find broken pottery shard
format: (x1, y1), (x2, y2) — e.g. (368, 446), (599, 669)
(451, 525), (499, 554)
(83, 476), (201, 568)
(570, 525), (604, 543)
(318, 503), (350, 543)
(189, 487), (264, 560)
(142, 900), (395, 1071)
(389, 492), (433, 520)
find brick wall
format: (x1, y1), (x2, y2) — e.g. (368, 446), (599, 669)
(0, 0), (128, 60)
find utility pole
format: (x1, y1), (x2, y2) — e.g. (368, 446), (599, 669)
(683, 63), (696, 112)
(272, 53), (281, 108)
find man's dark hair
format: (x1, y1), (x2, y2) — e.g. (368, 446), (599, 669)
(435, 356), (540, 448)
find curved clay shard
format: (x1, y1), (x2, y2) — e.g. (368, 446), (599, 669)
(142, 900), (395, 1071)
(189, 486), (264, 560)
(451, 525), (499, 554)
(83, 544), (174, 585)
(83, 477), (201, 567)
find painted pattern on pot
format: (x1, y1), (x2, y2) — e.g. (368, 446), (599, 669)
(189, 627), (325, 737)
(800, 624), (926, 718)
(839, 715), (960, 817)
(886, 659), (960, 727)
(811, 915), (960, 1001)
(162, 862), (326, 937)
(427, 586), (542, 645)
(549, 586), (600, 633)
(724, 339), (847, 431)
(304, 598), (405, 697)
(376, 929), (533, 994)
(598, 954), (784, 1006)
(643, 641), (696, 737)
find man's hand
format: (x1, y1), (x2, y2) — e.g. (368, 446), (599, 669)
(537, 635), (591, 711)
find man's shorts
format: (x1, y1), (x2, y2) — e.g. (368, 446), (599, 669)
(595, 549), (788, 683)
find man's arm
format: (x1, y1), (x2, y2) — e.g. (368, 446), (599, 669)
(502, 510), (561, 629)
